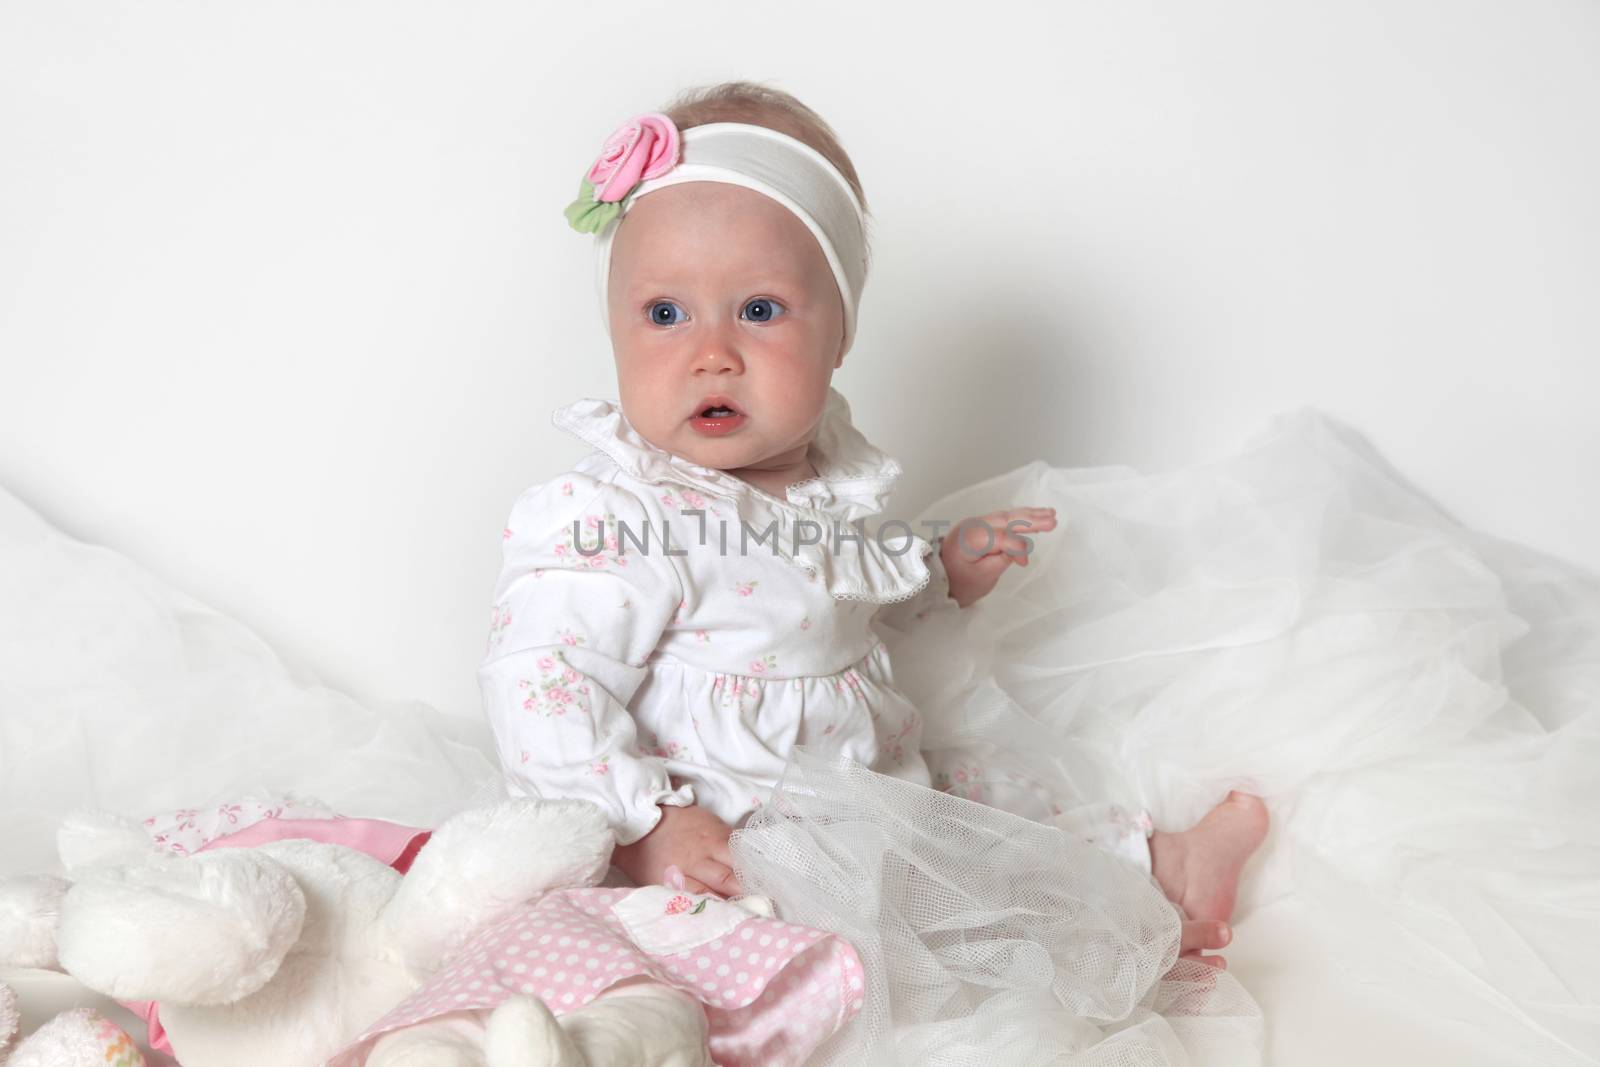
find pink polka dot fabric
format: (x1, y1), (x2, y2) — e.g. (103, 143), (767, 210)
(328, 886), (863, 1067)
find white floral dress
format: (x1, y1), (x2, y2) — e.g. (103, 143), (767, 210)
(480, 388), (1151, 870)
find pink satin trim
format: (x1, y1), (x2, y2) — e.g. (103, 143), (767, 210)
(122, 816), (431, 1056)
(202, 817), (430, 868)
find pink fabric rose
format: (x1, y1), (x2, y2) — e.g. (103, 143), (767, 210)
(586, 113), (681, 203)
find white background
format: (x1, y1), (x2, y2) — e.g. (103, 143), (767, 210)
(2, 0), (1596, 723)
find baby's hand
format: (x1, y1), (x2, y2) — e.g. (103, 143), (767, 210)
(941, 506), (1058, 608)
(612, 803), (743, 897)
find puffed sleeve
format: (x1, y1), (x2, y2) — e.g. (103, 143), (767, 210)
(478, 473), (694, 845)
(872, 535), (959, 637)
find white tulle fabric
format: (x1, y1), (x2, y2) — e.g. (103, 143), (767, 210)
(0, 490), (502, 876)
(731, 752), (1261, 1067)
(730, 409), (1599, 1066)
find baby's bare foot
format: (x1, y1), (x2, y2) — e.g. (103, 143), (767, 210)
(1150, 791), (1269, 926)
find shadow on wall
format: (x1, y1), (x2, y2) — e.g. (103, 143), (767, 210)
(860, 273), (1109, 522)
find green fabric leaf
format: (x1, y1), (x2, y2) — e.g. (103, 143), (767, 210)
(564, 177), (622, 234)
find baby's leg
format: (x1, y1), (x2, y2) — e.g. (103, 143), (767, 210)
(1046, 803), (1157, 873)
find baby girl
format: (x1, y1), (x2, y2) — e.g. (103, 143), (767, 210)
(483, 82), (1267, 974)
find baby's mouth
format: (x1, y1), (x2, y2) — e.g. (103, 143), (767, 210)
(689, 397), (748, 436)
(691, 396), (745, 420)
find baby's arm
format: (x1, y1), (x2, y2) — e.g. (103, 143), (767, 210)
(873, 533), (959, 636)
(479, 476), (692, 849)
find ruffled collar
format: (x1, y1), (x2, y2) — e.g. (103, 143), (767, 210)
(550, 388), (932, 604)
(552, 387), (902, 522)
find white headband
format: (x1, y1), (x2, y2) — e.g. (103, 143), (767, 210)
(584, 122), (869, 357)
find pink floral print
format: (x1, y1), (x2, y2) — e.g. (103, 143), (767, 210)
(934, 761), (986, 803)
(518, 651), (593, 718)
(660, 488), (712, 512)
(486, 604), (512, 650)
(879, 710), (921, 768)
(663, 893), (708, 916)
(662, 489), (713, 511)
(553, 511), (630, 569)
(712, 675), (763, 713)
(832, 668), (865, 696)
(143, 799), (301, 856)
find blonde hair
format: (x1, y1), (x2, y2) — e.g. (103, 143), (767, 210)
(660, 80), (873, 277)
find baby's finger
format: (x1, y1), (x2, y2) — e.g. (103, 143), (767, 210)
(956, 533), (1035, 568)
(709, 835), (740, 876)
(690, 858), (742, 898)
(1180, 949), (1227, 970)
(996, 532), (1035, 564)
(707, 841), (745, 895)
(676, 873), (716, 896)
(953, 524), (1023, 560)
(997, 515), (1056, 551)
(987, 506), (1057, 528)
(1180, 919), (1231, 954)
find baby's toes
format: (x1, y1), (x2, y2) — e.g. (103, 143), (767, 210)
(1180, 918), (1231, 953)
(1179, 948), (1228, 970)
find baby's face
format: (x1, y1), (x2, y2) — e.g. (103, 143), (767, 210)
(607, 182), (846, 477)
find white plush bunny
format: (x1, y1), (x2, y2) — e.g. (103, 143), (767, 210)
(0, 800), (714, 1067)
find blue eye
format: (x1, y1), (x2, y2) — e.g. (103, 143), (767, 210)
(647, 301), (687, 326)
(743, 298), (786, 323)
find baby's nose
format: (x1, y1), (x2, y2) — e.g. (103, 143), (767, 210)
(695, 336), (744, 374)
